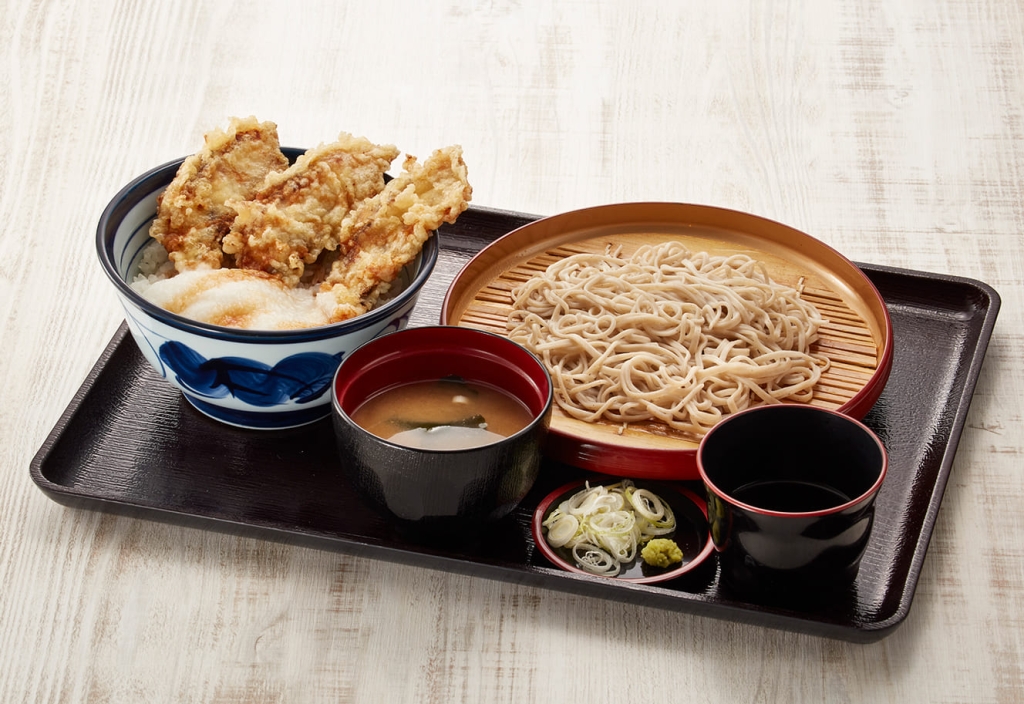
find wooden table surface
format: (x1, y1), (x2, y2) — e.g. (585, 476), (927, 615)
(2, 1), (1021, 701)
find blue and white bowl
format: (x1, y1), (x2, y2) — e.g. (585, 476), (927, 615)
(96, 149), (439, 430)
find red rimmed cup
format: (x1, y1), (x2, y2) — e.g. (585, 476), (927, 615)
(331, 326), (553, 535)
(697, 405), (888, 592)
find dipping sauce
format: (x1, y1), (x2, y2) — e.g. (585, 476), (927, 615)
(730, 480), (850, 513)
(351, 377), (534, 450)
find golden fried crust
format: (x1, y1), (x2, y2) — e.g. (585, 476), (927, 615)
(222, 134), (400, 287)
(149, 116), (289, 272)
(316, 145), (472, 322)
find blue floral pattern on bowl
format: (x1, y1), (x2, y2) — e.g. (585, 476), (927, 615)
(160, 341), (344, 406)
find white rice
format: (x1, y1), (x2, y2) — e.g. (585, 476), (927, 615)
(130, 241), (176, 294)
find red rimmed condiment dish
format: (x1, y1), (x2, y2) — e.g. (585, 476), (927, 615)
(531, 478), (715, 585)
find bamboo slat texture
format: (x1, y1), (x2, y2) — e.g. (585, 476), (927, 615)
(457, 238), (879, 413)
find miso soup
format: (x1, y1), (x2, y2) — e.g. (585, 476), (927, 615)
(351, 377), (534, 450)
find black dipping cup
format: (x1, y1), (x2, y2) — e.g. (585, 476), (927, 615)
(697, 405), (888, 592)
(331, 326), (553, 535)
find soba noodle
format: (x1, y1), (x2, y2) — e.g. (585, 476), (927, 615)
(507, 241), (829, 439)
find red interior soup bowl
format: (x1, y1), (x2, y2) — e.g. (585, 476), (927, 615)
(331, 326), (553, 533)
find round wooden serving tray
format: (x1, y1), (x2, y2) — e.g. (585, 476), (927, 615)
(441, 203), (894, 480)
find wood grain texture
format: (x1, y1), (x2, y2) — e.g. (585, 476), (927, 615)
(1, 1), (1021, 702)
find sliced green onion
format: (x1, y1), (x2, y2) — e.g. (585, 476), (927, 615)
(542, 480), (678, 575)
(571, 543), (620, 576)
(545, 514), (579, 548)
(628, 489), (665, 522)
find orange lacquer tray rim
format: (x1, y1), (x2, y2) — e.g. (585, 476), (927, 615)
(440, 202), (894, 480)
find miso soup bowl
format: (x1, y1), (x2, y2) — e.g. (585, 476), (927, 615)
(697, 404), (888, 593)
(331, 326), (553, 533)
(96, 149), (438, 430)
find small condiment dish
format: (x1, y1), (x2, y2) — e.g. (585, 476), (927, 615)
(697, 404), (888, 592)
(331, 326), (553, 533)
(531, 478), (715, 584)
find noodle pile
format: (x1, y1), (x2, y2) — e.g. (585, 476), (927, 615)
(507, 242), (828, 439)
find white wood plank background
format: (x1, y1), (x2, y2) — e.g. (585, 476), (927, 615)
(1, 1), (1021, 701)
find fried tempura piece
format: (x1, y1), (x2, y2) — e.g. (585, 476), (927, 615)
(150, 117), (289, 272)
(222, 134), (400, 287)
(316, 145), (472, 322)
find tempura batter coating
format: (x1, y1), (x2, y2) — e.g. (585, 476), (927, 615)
(150, 117), (288, 272)
(316, 145), (472, 322)
(222, 134), (400, 287)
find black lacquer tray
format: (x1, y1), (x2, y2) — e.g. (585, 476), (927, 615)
(30, 206), (1001, 642)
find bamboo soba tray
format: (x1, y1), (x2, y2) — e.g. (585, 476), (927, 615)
(442, 203), (894, 479)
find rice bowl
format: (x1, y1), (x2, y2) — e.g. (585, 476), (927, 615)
(97, 148), (439, 429)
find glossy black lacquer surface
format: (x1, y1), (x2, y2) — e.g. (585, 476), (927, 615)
(30, 206), (1001, 642)
(699, 406), (887, 593)
(331, 326), (553, 533)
